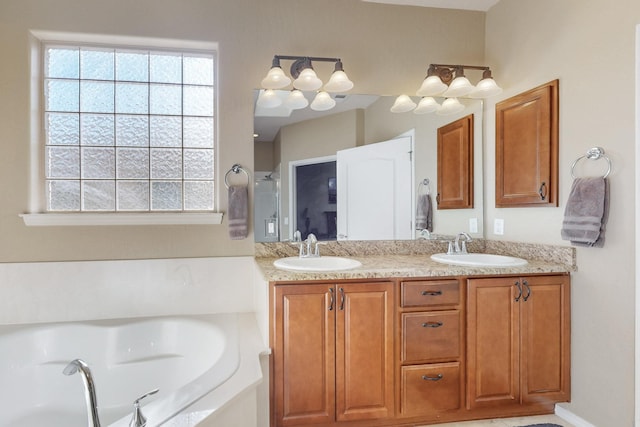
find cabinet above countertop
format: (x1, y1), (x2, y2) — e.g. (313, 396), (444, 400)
(255, 239), (576, 282)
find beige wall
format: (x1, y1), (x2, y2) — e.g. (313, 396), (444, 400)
(485, 1), (637, 426)
(0, 0), (484, 262)
(254, 141), (275, 172)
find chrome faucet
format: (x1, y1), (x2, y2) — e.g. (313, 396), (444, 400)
(63, 359), (101, 427)
(292, 233), (326, 257)
(305, 233), (317, 256)
(129, 388), (159, 427)
(454, 232), (472, 254)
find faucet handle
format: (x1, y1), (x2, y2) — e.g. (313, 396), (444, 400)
(129, 388), (159, 427)
(446, 241), (455, 255)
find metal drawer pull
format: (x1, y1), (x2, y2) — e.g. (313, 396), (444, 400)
(339, 287), (345, 311)
(328, 288), (334, 311)
(422, 374), (443, 381)
(522, 280), (531, 302)
(514, 280), (523, 302)
(422, 321), (443, 328)
(421, 290), (442, 296)
(539, 182), (547, 200)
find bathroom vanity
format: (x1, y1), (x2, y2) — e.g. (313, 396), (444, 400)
(256, 240), (573, 427)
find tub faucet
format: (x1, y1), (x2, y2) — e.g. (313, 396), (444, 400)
(129, 388), (159, 427)
(63, 359), (101, 427)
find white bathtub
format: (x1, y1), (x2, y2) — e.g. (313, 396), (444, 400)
(0, 312), (266, 427)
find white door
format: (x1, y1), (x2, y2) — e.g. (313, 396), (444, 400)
(336, 135), (413, 240)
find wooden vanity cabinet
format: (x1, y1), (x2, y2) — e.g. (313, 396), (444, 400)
(398, 279), (465, 420)
(467, 274), (570, 410)
(270, 273), (570, 427)
(271, 281), (394, 427)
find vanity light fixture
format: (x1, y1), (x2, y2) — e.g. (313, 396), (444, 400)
(259, 55), (354, 112)
(390, 94), (417, 113)
(393, 63), (502, 115)
(310, 91), (336, 111)
(284, 89), (309, 110)
(256, 89), (283, 108)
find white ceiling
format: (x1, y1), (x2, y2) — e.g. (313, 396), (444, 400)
(362, 0), (499, 12)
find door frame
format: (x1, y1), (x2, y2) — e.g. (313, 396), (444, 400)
(288, 155), (337, 240)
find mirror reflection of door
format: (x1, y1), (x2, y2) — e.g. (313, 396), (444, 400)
(336, 134), (414, 241)
(293, 160), (337, 241)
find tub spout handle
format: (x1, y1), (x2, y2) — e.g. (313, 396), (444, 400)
(129, 388), (159, 427)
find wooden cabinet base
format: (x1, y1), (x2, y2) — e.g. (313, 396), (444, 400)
(270, 274), (570, 427)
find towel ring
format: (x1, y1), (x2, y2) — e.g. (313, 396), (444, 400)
(570, 147), (612, 179)
(224, 164), (250, 189)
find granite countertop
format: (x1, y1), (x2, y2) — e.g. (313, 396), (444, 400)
(255, 252), (576, 283)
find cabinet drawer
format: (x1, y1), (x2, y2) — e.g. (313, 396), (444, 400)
(401, 362), (461, 416)
(401, 280), (460, 308)
(402, 311), (461, 362)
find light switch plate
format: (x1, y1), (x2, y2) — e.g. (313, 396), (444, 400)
(469, 217), (478, 233)
(494, 218), (504, 235)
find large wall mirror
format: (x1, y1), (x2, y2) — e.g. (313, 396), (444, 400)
(253, 90), (484, 242)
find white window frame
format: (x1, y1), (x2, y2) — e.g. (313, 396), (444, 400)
(22, 30), (223, 226)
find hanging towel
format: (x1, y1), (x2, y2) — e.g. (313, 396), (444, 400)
(560, 177), (609, 247)
(228, 185), (248, 240)
(415, 193), (433, 232)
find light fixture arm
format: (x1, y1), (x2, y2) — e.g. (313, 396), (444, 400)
(272, 55), (344, 78)
(427, 63), (492, 85)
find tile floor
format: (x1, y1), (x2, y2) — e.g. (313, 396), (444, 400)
(420, 414), (575, 427)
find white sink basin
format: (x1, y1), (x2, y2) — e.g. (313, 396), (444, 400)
(273, 256), (363, 272)
(430, 253), (528, 268)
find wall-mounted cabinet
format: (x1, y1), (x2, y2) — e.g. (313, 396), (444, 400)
(495, 80), (559, 207)
(437, 114), (474, 209)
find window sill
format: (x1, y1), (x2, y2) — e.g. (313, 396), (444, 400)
(20, 212), (224, 226)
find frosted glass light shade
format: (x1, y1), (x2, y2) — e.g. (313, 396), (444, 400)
(293, 68), (323, 91)
(256, 89), (283, 108)
(310, 91), (336, 111)
(414, 97), (439, 114)
(324, 70), (354, 93)
(284, 90), (309, 110)
(437, 98), (465, 116)
(390, 95), (417, 113)
(469, 77), (503, 98)
(261, 67), (291, 90)
(416, 75), (447, 97)
(443, 76), (474, 98)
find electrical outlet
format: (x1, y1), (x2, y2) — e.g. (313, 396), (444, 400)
(469, 217), (478, 233)
(494, 218), (504, 235)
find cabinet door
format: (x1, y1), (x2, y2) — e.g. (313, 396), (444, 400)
(467, 275), (571, 410)
(495, 80), (558, 207)
(437, 114), (474, 209)
(273, 284), (336, 426)
(335, 282), (395, 421)
(520, 275), (571, 404)
(467, 277), (520, 409)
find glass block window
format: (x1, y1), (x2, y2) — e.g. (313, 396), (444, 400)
(44, 45), (216, 212)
